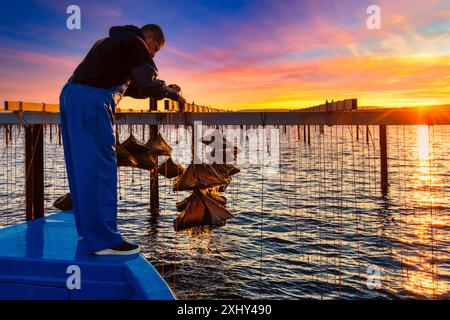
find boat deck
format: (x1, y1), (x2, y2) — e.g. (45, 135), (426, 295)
(0, 211), (175, 300)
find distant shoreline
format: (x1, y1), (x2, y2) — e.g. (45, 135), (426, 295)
(237, 104), (450, 112)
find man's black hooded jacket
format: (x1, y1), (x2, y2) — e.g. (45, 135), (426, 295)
(71, 25), (157, 93)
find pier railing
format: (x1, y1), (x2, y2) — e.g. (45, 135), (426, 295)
(2, 102), (449, 126)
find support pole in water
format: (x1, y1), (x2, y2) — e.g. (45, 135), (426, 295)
(5, 125), (9, 146)
(307, 125), (311, 146)
(190, 102), (197, 163)
(379, 124), (389, 196)
(149, 98), (159, 215)
(366, 126), (369, 144)
(303, 125), (306, 143)
(25, 124), (44, 220)
(58, 124), (61, 145)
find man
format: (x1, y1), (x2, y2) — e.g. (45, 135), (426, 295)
(59, 24), (185, 255)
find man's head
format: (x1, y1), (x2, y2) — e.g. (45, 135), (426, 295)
(141, 24), (165, 57)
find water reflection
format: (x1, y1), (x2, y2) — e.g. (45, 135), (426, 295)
(417, 125), (430, 161)
(1, 124), (450, 299)
(401, 125), (449, 298)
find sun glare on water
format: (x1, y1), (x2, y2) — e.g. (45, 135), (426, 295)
(400, 125), (450, 298)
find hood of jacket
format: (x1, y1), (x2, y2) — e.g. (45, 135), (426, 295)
(109, 25), (145, 40)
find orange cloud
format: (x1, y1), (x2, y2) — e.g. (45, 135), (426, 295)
(166, 54), (450, 110)
(2, 0), (449, 110)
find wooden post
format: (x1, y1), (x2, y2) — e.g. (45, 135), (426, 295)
(307, 125), (311, 146)
(379, 124), (388, 196)
(25, 124), (44, 220)
(356, 125), (359, 141)
(366, 126), (369, 144)
(115, 124), (119, 143)
(5, 125), (9, 146)
(58, 124), (62, 145)
(191, 124), (196, 163)
(149, 98), (159, 215)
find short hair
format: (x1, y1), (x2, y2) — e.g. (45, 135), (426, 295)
(141, 24), (165, 45)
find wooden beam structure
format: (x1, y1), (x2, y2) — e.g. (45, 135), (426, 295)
(4, 100), (228, 114)
(24, 124), (44, 220)
(5, 101), (59, 112)
(2, 100), (448, 220)
(2, 108), (449, 125)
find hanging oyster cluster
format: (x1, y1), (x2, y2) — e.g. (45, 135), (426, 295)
(54, 132), (183, 211)
(172, 130), (240, 232)
(118, 132), (182, 174)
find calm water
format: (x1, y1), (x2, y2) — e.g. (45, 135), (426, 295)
(0, 124), (449, 299)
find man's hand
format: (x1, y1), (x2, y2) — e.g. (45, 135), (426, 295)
(167, 84), (186, 107)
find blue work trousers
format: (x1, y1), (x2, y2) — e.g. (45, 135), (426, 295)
(59, 81), (125, 253)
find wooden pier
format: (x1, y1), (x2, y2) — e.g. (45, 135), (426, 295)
(1, 99), (449, 220)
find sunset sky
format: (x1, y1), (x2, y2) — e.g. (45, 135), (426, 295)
(0, 0), (449, 110)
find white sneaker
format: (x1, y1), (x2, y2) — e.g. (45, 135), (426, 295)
(94, 241), (140, 256)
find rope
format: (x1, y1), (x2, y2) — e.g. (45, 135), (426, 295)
(428, 125), (435, 298)
(338, 125), (344, 296)
(259, 124), (265, 299)
(6, 126), (10, 226)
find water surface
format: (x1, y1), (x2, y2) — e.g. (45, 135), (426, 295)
(0, 124), (449, 299)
